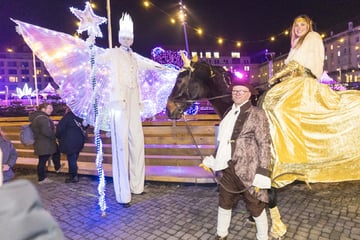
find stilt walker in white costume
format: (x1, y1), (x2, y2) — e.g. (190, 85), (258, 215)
(13, 11), (178, 209)
(96, 13), (165, 207)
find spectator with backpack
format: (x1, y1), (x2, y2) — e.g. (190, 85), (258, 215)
(29, 102), (63, 184)
(0, 127), (18, 183)
(56, 106), (88, 183)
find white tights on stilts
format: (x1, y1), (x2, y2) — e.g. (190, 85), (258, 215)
(253, 209), (269, 240)
(217, 207), (232, 238)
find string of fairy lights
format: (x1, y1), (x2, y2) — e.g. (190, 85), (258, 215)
(142, 1), (330, 49)
(142, 0), (288, 49)
(77, 0), (335, 52)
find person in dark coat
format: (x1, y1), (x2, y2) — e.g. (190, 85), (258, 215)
(0, 127), (18, 183)
(29, 102), (62, 184)
(56, 107), (87, 183)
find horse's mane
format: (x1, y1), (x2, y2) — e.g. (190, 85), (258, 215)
(195, 61), (232, 91)
(191, 61), (233, 118)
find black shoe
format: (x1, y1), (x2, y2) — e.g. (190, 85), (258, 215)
(216, 235), (227, 240)
(119, 202), (131, 208)
(65, 175), (79, 183)
(247, 215), (255, 224)
(56, 163), (66, 173)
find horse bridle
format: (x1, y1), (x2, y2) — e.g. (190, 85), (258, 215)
(170, 63), (231, 115)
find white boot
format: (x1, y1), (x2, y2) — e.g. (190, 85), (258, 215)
(253, 209), (269, 240)
(216, 207), (232, 238)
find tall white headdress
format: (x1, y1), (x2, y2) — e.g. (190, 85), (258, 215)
(118, 13), (134, 39)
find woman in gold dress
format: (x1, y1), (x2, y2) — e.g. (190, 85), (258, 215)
(264, 15), (360, 188)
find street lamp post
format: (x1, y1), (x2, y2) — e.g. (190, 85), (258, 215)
(265, 52), (276, 78)
(179, 0), (190, 54)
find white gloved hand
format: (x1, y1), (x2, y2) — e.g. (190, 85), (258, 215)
(202, 155), (215, 169)
(252, 174), (271, 189)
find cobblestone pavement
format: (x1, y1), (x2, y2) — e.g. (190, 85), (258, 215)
(13, 168), (360, 240)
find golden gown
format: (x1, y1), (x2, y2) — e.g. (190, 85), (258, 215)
(264, 75), (360, 187)
(263, 32), (360, 187)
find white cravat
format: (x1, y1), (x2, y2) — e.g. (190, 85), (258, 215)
(203, 104), (240, 171)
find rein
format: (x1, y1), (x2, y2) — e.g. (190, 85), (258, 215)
(181, 114), (249, 194)
(172, 93), (231, 104)
(181, 113), (308, 194)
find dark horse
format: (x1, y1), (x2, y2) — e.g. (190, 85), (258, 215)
(166, 58), (287, 239)
(166, 59), (260, 120)
(166, 60), (233, 119)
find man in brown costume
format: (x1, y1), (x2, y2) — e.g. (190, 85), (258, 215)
(201, 81), (271, 240)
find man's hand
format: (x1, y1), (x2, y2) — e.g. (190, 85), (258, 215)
(199, 163), (212, 173)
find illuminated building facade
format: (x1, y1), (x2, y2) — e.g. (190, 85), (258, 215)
(0, 50), (54, 99)
(192, 51), (261, 85)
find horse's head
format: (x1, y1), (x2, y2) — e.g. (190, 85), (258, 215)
(166, 54), (219, 119)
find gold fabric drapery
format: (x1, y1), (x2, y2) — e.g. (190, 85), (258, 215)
(263, 75), (360, 188)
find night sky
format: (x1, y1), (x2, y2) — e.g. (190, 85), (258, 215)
(1, 0), (360, 60)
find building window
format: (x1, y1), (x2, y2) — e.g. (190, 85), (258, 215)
(7, 61), (17, 67)
(213, 52), (220, 58)
(8, 69), (17, 74)
(232, 59), (240, 64)
(9, 76), (18, 83)
(21, 77), (30, 82)
(21, 69), (30, 74)
(191, 52), (198, 58)
(231, 52), (240, 58)
(36, 62), (41, 67)
(21, 62), (29, 68)
(0, 69), (4, 74)
(0, 61), (4, 67)
(205, 52), (211, 58)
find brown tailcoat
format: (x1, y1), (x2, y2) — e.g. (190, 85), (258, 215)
(227, 101), (271, 203)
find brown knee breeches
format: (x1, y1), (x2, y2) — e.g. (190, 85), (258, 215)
(218, 162), (266, 217)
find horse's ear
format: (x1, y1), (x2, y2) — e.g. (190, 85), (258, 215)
(180, 51), (191, 68)
(192, 54), (198, 63)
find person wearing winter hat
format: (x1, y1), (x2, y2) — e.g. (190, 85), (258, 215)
(200, 81), (271, 240)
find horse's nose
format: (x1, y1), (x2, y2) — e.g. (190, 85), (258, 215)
(166, 107), (180, 120)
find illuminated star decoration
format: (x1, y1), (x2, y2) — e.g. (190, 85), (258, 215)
(70, 2), (107, 38)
